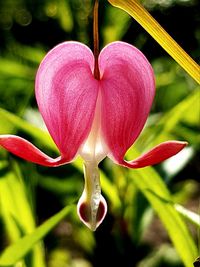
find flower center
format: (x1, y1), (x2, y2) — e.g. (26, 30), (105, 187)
(79, 92), (108, 164)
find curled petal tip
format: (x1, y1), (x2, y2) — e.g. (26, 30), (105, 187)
(182, 141), (188, 146)
(118, 140), (188, 169)
(0, 135), (66, 167)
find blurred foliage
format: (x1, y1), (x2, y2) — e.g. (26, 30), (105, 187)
(0, 0), (199, 267)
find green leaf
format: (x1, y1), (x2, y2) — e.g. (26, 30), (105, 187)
(0, 161), (46, 267)
(0, 162), (36, 239)
(0, 58), (35, 79)
(0, 204), (75, 266)
(0, 107), (57, 151)
(156, 88), (200, 138)
(102, 5), (131, 45)
(126, 157), (198, 267)
(137, 88), (200, 150)
(56, 0), (73, 32)
(175, 204), (200, 228)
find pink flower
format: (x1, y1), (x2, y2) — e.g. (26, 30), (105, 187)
(0, 41), (186, 230)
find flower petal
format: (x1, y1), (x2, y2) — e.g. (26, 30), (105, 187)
(77, 162), (108, 231)
(35, 41), (99, 162)
(119, 141), (188, 168)
(99, 41), (155, 163)
(77, 194), (107, 231)
(0, 135), (66, 166)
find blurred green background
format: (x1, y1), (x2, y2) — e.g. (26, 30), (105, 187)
(0, 0), (199, 266)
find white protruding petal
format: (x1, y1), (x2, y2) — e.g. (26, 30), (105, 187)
(77, 162), (107, 231)
(78, 92), (108, 230)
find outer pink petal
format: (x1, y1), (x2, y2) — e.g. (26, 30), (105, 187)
(119, 141), (187, 168)
(99, 41), (155, 163)
(35, 41), (99, 162)
(0, 135), (67, 166)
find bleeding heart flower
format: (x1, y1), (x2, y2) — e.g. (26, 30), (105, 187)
(0, 41), (187, 230)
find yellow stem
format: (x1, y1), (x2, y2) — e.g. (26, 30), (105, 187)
(108, 0), (200, 84)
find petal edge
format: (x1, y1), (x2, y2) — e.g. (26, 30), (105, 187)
(0, 135), (67, 167)
(117, 141), (188, 168)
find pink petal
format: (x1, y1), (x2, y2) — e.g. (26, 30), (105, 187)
(35, 41), (99, 162)
(119, 141), (188, 168)
(99, 41), (155, 163)
(0, 135), (66, 167)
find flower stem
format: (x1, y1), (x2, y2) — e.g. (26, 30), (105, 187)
(93, 0), (100, 80)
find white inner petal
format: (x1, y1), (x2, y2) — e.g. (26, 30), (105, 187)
(77, 161), (107, 231)
(77, 92), (108, 230)
(79, 92), (108, 164)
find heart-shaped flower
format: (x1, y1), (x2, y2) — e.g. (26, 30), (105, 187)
(0, 41), (187, 230)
